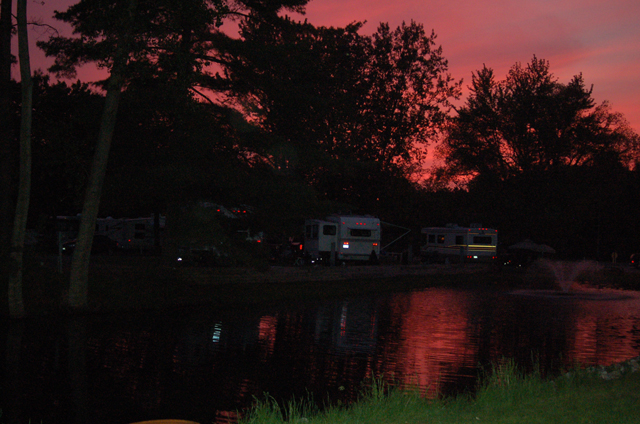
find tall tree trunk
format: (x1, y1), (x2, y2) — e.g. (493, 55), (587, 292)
(0, 0), (15, 259)
(8, 0), (32, 318)
(67, 0), (137, 309)
(67, 74), (124, 309)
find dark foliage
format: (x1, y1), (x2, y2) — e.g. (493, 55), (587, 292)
(215, 17), (460, 215)
(435, 56), (639, 184)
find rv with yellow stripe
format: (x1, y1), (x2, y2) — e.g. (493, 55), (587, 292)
(420, 225), (498, 263)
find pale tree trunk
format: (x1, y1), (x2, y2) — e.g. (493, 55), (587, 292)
(0, 0), (15, 258)
(67, 79), (123, 308)
(67, 0), (137, 309)
(8, 0), (32, 318)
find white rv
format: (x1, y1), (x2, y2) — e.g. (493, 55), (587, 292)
(304, 215), (381, 263)
(96, 215), (165, 251)
(420, 225), (498, 263)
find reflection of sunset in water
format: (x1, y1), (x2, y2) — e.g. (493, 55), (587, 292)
(562, 288), (640, 366)
(3, 285), (640, 423)
(381, 288), (478, 397)
(374, 286), (640, 397)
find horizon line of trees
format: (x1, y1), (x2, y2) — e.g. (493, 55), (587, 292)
(1, 0), (639, 317)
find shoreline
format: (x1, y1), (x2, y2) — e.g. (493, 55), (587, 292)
(174, 262), (492, 285)
(6, 254), (640, 317)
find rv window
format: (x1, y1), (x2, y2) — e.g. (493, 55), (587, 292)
(350, 229), (372, 237)
(473, 236), (493, 245)
(323, 225), (337, 236)
(455, 235), (464, 245)
(437, 235), (445, 244)
(428, 234), (435, 243)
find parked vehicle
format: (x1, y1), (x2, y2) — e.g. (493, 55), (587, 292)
(304, 215), (381, 264)
(420, 224), (498, 263)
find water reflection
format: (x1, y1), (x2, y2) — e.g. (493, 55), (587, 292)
(567, 291), (640, 365)
(380, 288), (480, 396)
(1, 285), (639, 424)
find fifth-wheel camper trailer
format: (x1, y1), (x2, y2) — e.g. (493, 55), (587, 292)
(420, 225), (498, 263)
(304, 215), (381, 263)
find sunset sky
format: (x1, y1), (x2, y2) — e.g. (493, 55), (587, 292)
(21, 0), (640, 134)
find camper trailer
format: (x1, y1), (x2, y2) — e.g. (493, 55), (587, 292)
(96, 215), (165, 252)
(420, 225), (498, 263)
(304, 215), (381, 263)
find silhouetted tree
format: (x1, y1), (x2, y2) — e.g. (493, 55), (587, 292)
(38, 0), (310, 309)
(101, 83), (327, 247)
(7, 0), (33, 318)
(215, 19), (367, 181)
(435, 56), (640, 184)
(39, 0), (145, 309)
(0, 0), (14, 258)
(30, 76), (103, 219)
(359, 21), (461, 175)
(426, 56), (640, 259)
(217, 18), (460, 210)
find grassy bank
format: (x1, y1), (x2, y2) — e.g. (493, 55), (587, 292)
(241, 359), (640, 424)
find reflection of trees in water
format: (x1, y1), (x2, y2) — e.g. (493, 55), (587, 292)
(474, 294), (574, 377)
(2, 289), (639, 423)
(68, 318), (88, 424)
(83, 310), (266, 422)
(4, 321), (24, 424)
(307, 298), (382, 404)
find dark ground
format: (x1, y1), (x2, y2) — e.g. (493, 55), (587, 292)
(3, 252), (639, 317)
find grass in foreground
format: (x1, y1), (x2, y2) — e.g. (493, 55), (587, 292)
(240, 359), (640, 424)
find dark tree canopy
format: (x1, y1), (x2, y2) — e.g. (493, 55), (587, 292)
(360, 22), (461, 173)
(38, 0), (309, 96)
(5, 1), (640, 266)
(434, 56), (640, 184)
(30, 74), (103, 217)
(215, 17), (461, 212)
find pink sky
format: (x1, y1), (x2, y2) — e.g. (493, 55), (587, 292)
(20, 0), (640, 134)
(293, 0), (640, 134)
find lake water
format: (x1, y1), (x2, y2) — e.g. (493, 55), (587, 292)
(2, 281), (640, 424)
